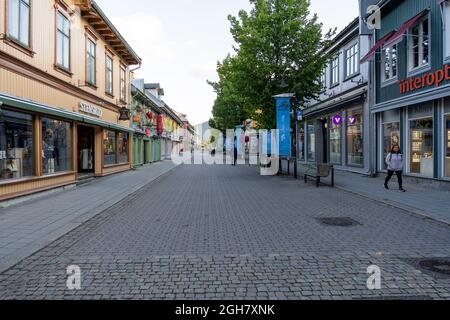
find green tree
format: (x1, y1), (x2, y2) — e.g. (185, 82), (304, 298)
(209, 0), (335, 129)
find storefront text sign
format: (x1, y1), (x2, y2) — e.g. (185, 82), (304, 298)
(79, 102), (103, 117)
(348, 116), (357, 125)
(399, 64), (450, 94)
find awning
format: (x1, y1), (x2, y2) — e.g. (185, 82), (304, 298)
(360, 30), (396, 63)
(383, 9), (429, 48)
(0, 92), (134, 133)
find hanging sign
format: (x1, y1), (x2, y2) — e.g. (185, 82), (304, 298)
(332, 115), (343, 125)
(119, 107), (130, 121)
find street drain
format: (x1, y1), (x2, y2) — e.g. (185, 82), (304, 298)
(419, 259), (450, 275)
(317, 217), (361, 227)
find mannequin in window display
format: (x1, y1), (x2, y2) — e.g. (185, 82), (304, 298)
(42, 128), (56, 174)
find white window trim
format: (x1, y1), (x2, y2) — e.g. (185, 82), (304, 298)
(344, 42), (360, 79)
(405, 109), (435, 177)
(407, 15), (431, 74)
(381, 44), (398, 84)
(330, 56), (340, 87)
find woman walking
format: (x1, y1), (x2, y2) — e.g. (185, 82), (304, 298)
(385, 145), (406, 192)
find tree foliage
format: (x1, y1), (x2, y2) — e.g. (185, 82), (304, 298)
(208, 0), (336, 130)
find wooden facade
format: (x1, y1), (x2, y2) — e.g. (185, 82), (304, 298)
(0, 0), (141, 201)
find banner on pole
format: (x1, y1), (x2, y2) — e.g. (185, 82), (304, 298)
(275, 97), (291, 157)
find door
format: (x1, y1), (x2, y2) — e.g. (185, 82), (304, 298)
(77, 125), (95, 174)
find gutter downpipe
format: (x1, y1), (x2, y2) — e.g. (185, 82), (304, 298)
(368, 27), (377, 177)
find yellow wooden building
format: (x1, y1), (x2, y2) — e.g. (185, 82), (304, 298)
(0, 0), (141, 201)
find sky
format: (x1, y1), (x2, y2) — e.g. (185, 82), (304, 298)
(95, 0), (359, 125)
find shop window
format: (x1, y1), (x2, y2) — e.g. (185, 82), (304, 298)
(298, 123), (305, 161)
(0, 108), (34, 180)
(307, 122), (315, 161)
(7, 0), (31, 48)
(42, 118), (72, 174)
(117, 132), (129, 164)
(382, 122), (400, 170)
(56, 11), (70, 71)
(445, 115), (450, 177)
(408, 16), (430, 71)
(329, 115), (341, 164)
(382, 44), (398, 81)
(346, 109), (364, 166)
(409, 118), (433, 176)
(103, 130), (116, 165)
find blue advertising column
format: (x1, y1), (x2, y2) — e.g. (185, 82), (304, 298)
(276, 97), (292, 158)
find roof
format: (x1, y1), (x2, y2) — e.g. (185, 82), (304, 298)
(77, 0), (141, 65)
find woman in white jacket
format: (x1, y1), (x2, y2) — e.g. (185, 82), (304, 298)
(384, 145), (406, 192)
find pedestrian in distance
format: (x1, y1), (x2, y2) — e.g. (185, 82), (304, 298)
(384, 144), (406, 192)
(233, 136), (238, 166)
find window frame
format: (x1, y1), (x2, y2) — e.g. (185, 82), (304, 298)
(105, 53), (114, 97)
(319, 67), (327, 92)
(120, 65), (127, 103)
(54, 9), (71, 75)
(344, 42), (360, 80)
(407, 15), (431, 74)
(330, 56), (340, 87)
(443, 2), (450, 62)
(381, 43), (398, 83)
(85, 34), (97, 88)
(5, 0), (33, 54)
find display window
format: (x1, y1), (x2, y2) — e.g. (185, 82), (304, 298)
(103, 130), (116, 165)
(329, 114), (342, 164)
(346, 109), (364, 166)
(118, 132), (129, 164)
(307, 122), (315, 162)
(445, 115), (450, 178)
(409, 118), (433, 176)
(42, 118), (72, 174)
(382, 122), (400, 170)
(298, 122), (305, 161)
(0, 108), (34, 181)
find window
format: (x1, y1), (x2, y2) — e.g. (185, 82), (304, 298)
(444, 2), (450, 59)
(382, 44), (398, 81)
(105, 55), (113, 96)
(346, 109), (364, 166)
(329, 114), (342, 164)
(445, 115), (450, 177)
(42, 118), (72, 174)
(345, 43), (359, 78)
(117, 132), (129, 163)
(86, 38), (96, 86)
(330, 56), (339, 86)
(56, 11), (70, 70)
(298, 122), (305, 161)
(0, 108), (34, 181)
(120, 66), (126, 102)
(103, 130), (116, 165)
(409, 118), (433, 176)
(7, 0), (30, 47)
(319, 68), (327, 90)
(408, 17), (430, 71)
(307, 122), (315, 161)
(382, 122), (400, 170)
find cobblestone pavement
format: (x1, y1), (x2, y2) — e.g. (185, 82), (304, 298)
(1, 164), (450, 300)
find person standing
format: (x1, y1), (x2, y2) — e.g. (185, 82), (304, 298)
(385, 145), (406, 192)
(233, 136), (238, 166)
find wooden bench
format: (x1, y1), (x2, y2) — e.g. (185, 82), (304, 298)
(304, 163), (335, 187)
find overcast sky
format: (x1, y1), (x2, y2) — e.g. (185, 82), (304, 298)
(95, 0), (359, 125)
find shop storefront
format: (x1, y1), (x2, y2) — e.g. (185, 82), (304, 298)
(0, 94), (132, 201)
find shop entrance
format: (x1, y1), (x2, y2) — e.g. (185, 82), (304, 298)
(77, 125), (95, 175)
(321, 119), (328, 163)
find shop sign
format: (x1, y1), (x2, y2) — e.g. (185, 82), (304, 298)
(119, 107), (130, 121)
(332, 115), (342, 125)
(297, 110), (303, 121)
(348, 115), (357, 125)
(399, 64), (450, 94)
(145, 128), (151, 137)
(132, 114), (141, 123)
(79, 102), (102, 117)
